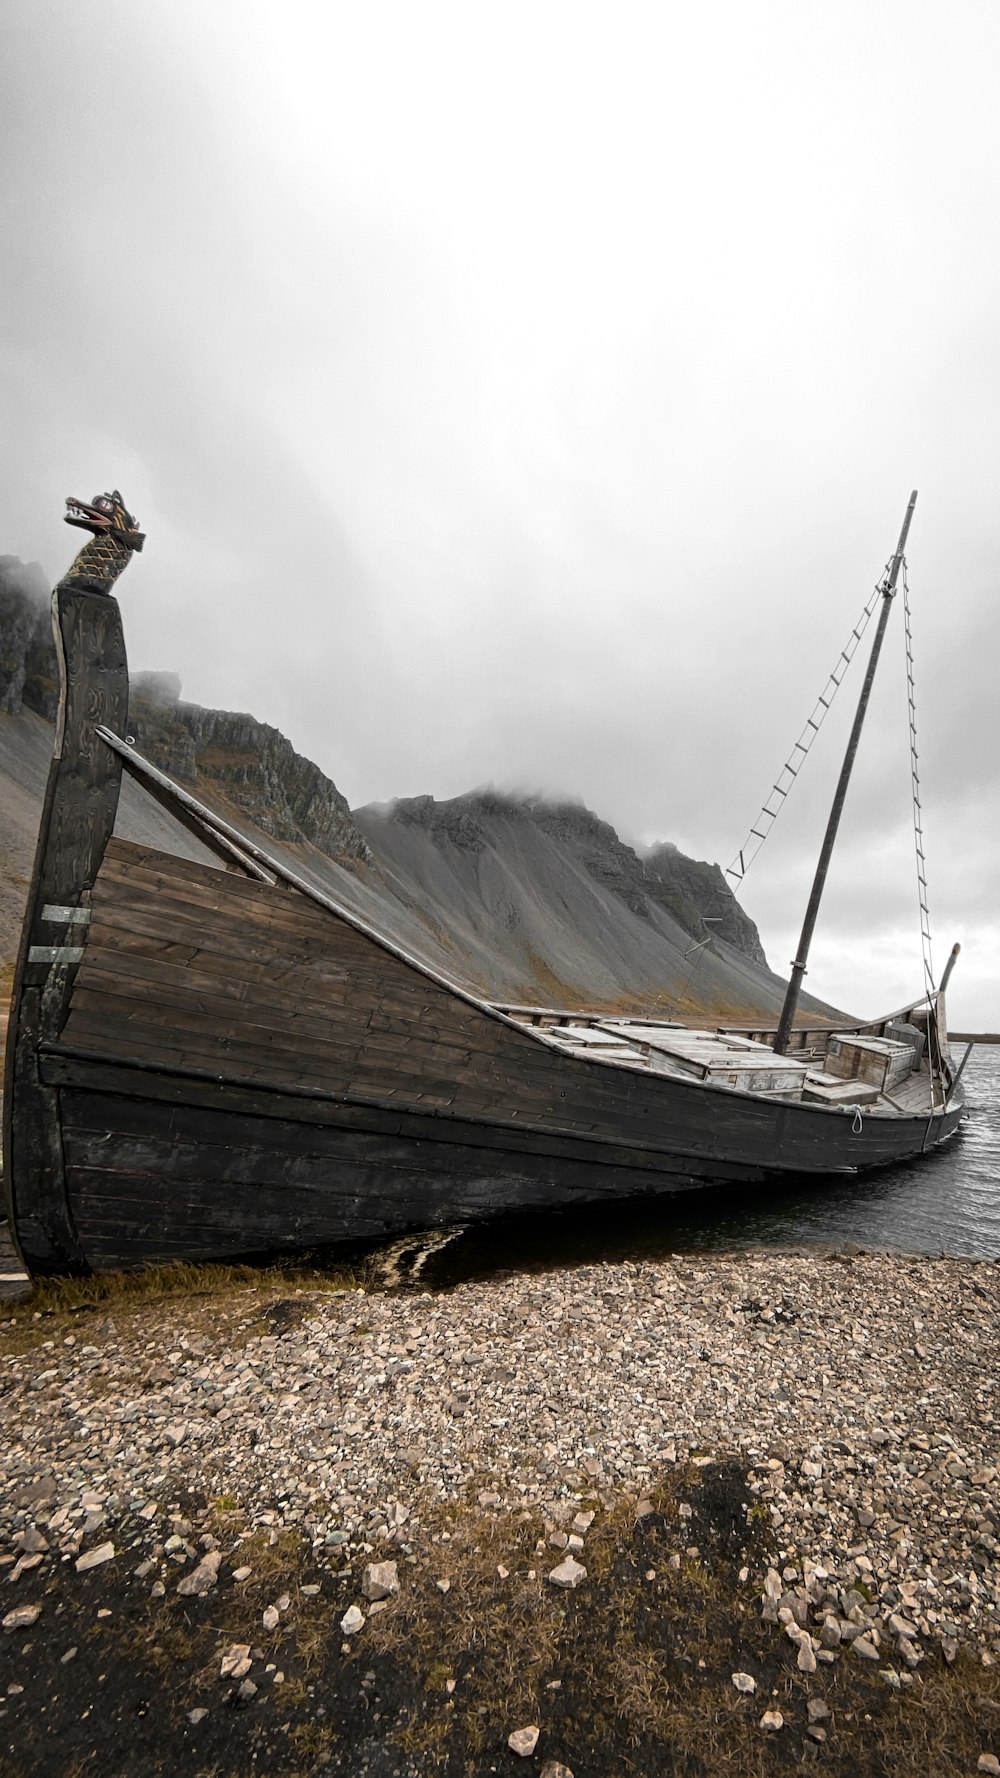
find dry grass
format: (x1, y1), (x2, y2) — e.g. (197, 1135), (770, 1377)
(0, 1256), (359, 1353)
(357, 1462), (1000, 1775)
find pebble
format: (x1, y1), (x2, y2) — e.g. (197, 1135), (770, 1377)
(188, 1707), (209, 1724)
(508, 1725), (540, 1757)
(2, 1606), (41, 1631)
(13, 1527), (47, 1555)
(176, 1551), (222, 1597)
(219, 1644), (251, 1680)
(539, 1765), (574, 1778)
(977, 1757), (1000, 1776)
(852, 1636), (881, 1662)
(75, 1543), (115, 1572)
(262, 1605), (280, 1631)
(547, 1556), (587, 1590)
(760, 1709), (784, 1730)
(731, 1672), (757, 1693)
(362, 1560), (399, 1602)
(340, 1605), (365, 1635)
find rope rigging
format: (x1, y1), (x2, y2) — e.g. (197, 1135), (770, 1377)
(655, 550), (935, 1022)
(724, 566), (892, 891)
(901, 559), (936, 1001)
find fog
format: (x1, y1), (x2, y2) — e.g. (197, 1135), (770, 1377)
(2, 0), (998, 1026)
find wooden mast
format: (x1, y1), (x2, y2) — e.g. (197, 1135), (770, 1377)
(773, 491), (918, 1056)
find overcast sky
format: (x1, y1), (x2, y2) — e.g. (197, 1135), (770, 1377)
(3, 0), (998, 1027)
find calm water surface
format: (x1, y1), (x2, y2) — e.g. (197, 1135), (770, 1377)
(429, 1046), (1000, 1287)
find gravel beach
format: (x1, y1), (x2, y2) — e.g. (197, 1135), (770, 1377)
(2, 1248), (999, 1775)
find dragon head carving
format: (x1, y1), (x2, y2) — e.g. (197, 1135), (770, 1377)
(65, 491), (144, 548)
(59, 490), (145, 594)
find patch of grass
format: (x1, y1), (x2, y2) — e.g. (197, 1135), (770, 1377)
(0, 1258), (359, 1354)
(31, 1257), (355, 1315)
(287, 1720), (336, 1763)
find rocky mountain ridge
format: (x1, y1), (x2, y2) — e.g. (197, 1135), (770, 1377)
(127, 673), (370, 865)
(0, 558), (59, 723)
(382, 791), (766, 967)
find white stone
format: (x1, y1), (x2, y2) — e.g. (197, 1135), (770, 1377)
(362, 1561), (399, 1602)
(852, 1636), (881, 1662)
(760, 1709), (784, 1731)
(731, 1672), (757, 1693)
(508, 1725), (540, 1757)
(547, 1556), (586, 1590)
(219, 1644), (250, 1679)
(75, 1542), (115, 1572)
(177, 1552), (222, 1597)
(340, 1605), (365, 1635)
(2, 1605), (42, 1632)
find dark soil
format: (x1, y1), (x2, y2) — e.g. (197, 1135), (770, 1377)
(2, 1462), (997, 1778)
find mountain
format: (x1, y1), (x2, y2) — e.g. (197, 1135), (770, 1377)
(349, 791), (825, 1019)
(126, 672), (371, 866)
(0, 556), (838, 1024)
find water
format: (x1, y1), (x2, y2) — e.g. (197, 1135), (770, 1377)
(427, 1046), (1000, 1288)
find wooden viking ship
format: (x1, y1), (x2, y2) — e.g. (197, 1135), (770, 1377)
(2, 492), (965, 1275)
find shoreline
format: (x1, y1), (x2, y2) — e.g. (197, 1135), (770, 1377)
(2, 1248), (999, 1773)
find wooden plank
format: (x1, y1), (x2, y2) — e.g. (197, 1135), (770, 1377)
(104, 838), (295, 907)
(66, 938), (640, 1102)
(87, 896), (361, 972)
(52, 1069), (737, 1175)
(66, 982), (479, 1071)
(60, 997), (583, 1112)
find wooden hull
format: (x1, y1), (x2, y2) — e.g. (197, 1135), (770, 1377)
(8, 836), (963, 1275)
(2, 588), (964, 1276)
